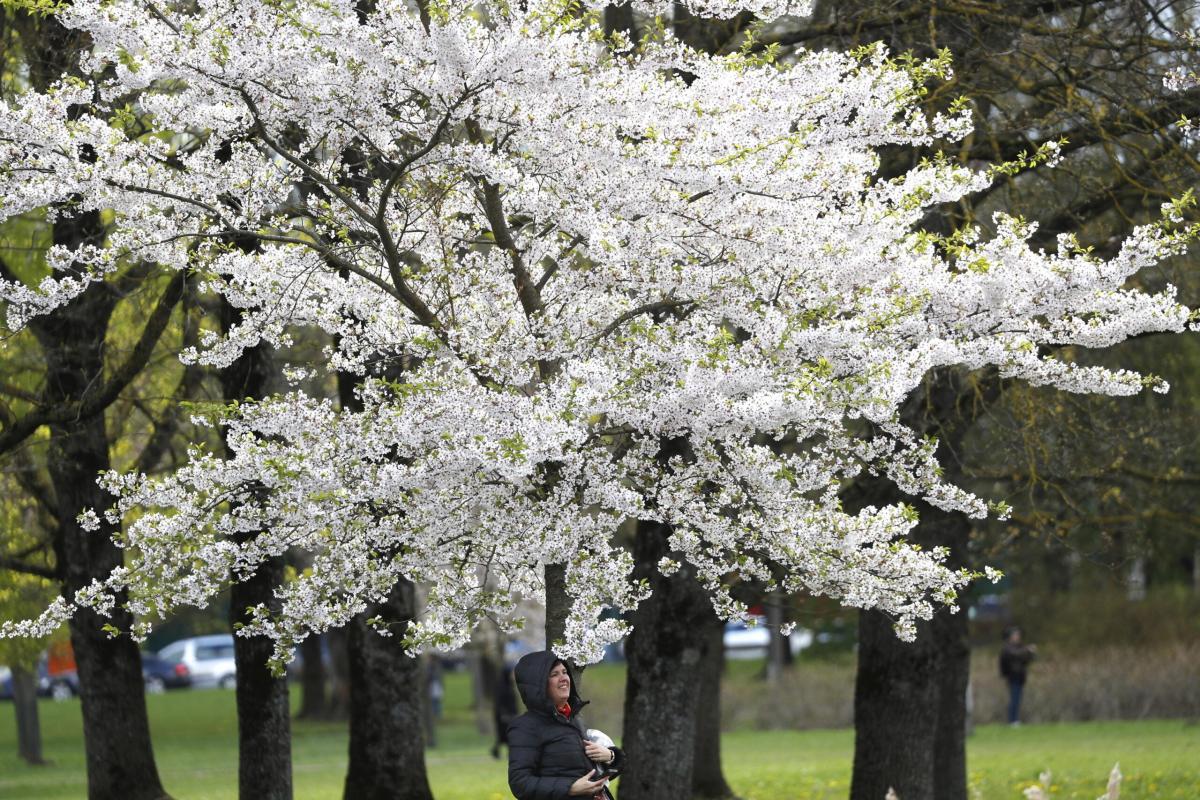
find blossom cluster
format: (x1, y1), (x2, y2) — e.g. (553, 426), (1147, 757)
(0, 0), (1192, 664)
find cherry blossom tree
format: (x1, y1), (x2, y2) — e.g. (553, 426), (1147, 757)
(1, 0), (1194, 672)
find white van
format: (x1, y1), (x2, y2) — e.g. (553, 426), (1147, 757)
(158, 634), (237, 689)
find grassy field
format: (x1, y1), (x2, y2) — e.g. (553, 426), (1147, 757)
(0, 665), (1197, 799)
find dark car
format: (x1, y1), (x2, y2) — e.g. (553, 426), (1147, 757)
(141, 653), (192, 693)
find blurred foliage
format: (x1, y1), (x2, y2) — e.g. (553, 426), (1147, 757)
(0, 474), (61, 668)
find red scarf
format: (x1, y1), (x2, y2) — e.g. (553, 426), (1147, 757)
(557, 702), (571, 718)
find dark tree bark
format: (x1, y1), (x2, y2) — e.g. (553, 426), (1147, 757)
(31, 212), (168, 800)
(932, 596), (970, 799)
(342, 578), (433, 800)
(619, 519), (713, 800)
(691, 607), (735, 800)
(11, 664), (45, 765)
(850, 503), (971, 800)
(10, 13), (170, 797)
(604, 3), (637, 38)
(849, 369), (990, 800)
(543, 562), (570, 650)
(335, 365), (431, 798)
(672, 3), (751, 53)
(227, 555), (291, 800)
(219, 292), (292, 800)
(297, 632), (329, 720)
(844, 367), (993, 800)
(852, 606), (940, 800)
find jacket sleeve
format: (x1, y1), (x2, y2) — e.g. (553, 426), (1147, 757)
(606, 746), (625, 776)
(507, 717), (577, 800)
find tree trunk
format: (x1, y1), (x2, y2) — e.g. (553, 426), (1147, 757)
(228, 557), (291, 800)
(849, 368), (990, 800)
(765, 590), (787, 683)
(542, 561), (587, 690)
(219, 303), (292, 800)
(334, 363), (430, 795)
(12, 664), (45, 765)
(544, 562), (570, 652)
(34, 211), (167, 800)
(850, 502), (970, 800)
(932, 603), (969, 799)
(343, 578), (433, 800)
(604, 3), (637, 37)
(325, 625), (352, 721)
(1193, 540), (1200, 593)
(673, 3), (751, 52)
(851, 608), (939, 800)
(421, 654), (439, 749)
(619, 520), (712, 800)
(691, 607), (735, 800)
(297, 633), (328, 720)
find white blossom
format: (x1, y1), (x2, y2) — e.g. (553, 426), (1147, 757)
(0, 0), (1191, 664)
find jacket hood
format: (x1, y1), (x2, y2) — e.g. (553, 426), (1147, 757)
(514, 650), (584, 717)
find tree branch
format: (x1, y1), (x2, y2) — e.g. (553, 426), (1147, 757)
(0, 554), (59, 581)
(592, 299), (695, 341)
(0, 269), (187, 456)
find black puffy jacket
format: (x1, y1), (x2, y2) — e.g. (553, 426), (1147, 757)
(506, 651), (624, 800)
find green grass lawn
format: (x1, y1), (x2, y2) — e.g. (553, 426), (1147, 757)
(0, 671), (1196, 800)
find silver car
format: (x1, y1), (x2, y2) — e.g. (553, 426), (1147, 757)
(157, 634), (237, 689)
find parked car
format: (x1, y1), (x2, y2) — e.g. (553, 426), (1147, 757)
(158, 634), (237, 689)
(141, 653), (193, 693)
(0, 660), (75, 700)
(723, 616), (813, 660)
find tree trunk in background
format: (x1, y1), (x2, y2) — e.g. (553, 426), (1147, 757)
(343, 579), (433, 800)
(765, 590), (787, 683)
(325, 626), (352, 720)
(20, 12), (168, 797)
(604, 3), (637, 37)
(672, 3), (751, 52)
(12, 665), (45, 765)
(420, 656), (437, 749)
(619, 520), (712, 800)
(33, 212), (167, 800)
(691, 608), (735, 800)
(228, 556), (291, 800)
(219, 302), (292, 800)
(543, 561), (589, 690)
(297, 633), (328, 720)
(1193, 541), (1200, 593)
(850, 502), (971, 800)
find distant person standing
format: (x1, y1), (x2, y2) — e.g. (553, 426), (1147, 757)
(491, 663), (519, 759)
(1000, 626), (1037, 726)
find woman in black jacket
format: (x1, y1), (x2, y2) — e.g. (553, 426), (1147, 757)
(507, 650), (624, 800)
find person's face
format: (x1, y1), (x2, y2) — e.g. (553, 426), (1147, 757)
(1008, 629), (1022, 644)
(547, 663), (571, 706)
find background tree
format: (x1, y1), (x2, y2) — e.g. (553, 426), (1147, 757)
(0, 483), (57, 766)
(0, 7), (194, 796)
